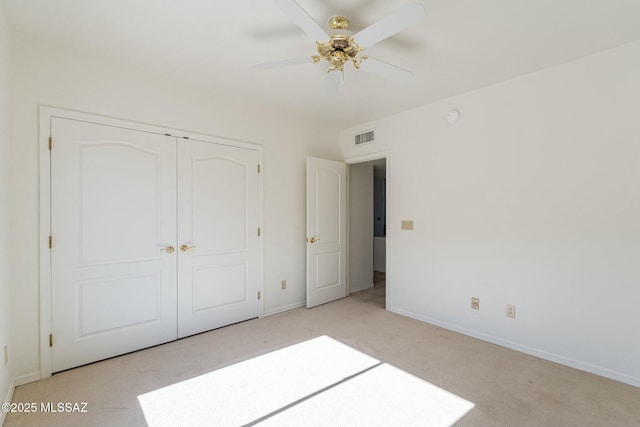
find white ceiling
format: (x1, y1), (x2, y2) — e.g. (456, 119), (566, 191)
(4, 0), (640, 128)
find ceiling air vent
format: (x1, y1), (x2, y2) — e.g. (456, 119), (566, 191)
(354, 129), (375, 145)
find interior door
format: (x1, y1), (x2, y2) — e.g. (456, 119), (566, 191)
(177, 139), (261, 338)
(306, 156), (347, 308)
(50, 118), (178, 372)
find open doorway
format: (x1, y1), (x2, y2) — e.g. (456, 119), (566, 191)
(348, 158), (386, 308)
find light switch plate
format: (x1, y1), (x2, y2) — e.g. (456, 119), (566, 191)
(401, 220), (414, 230)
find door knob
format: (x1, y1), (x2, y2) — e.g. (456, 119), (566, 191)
(160, 245), (175, 253)
(307, 237), (320, 243)
(180, 244), (196, 252)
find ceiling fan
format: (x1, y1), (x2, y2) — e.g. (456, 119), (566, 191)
(254, 0), (427, 96)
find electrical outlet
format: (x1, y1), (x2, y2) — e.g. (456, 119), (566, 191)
(506, 304), (516, 318)
(471, 297), (479, 310)
(281, 280), (287, 290)
(3, 345), (7, 366)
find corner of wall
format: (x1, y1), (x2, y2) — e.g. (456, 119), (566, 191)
(0, 379), (15, 426)
(0, 0), (15, 421)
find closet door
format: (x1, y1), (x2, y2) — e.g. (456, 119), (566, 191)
(50, 118), (178, 372)
(177, 139), (260, 338)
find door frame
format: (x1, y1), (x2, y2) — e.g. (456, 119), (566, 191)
(344, 151), (390, 309)
(39, 105), (264, 378)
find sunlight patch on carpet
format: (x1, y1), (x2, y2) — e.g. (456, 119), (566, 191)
(138, 336), (474, 426)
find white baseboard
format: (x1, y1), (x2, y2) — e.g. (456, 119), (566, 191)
(1, 379), (15, 426)
(13, 372), (40, 387)
(350, 282), (374, 293)
(263, 301), (306, 317)
(389, 306), (640, 389)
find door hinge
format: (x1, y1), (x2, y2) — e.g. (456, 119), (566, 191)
(257, 164), (261, 173)
(48, 136), (52, 150)
(258, 227), (261, 237)
(48, 235), (52, 249)
(258, 291), (261, 300)
(49, 334), (53, 347)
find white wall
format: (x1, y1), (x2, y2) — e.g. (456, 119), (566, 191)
(349, 163), (373, 293)
(10, 32), (341, 382)
(0, 0), (13, 417)
(340, 41), (640, 387)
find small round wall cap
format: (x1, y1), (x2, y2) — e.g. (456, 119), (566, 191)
(446, 109), (460, 124)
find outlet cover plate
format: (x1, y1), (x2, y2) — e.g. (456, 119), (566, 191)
(401, 220), (414, 230)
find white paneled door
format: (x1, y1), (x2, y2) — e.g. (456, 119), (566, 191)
(50, 118), (178, 372)
(50, 117), (261, 372)
(177, 139), (260, 338)
(306, 157), (347, 308)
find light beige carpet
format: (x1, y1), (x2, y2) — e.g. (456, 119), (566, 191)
(5, 294), (640, 426)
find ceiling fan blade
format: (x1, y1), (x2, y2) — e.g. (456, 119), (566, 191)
(253, 57), (312, 70)
(324, 71), (343, 97)
(272, 0), (329, 42)
(352, 3), (426, 48)
(358, 57), (414, 82)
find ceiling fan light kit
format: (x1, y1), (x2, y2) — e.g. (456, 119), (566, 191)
(257, 0), (427, 95)
(312, 16), (365, 73)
